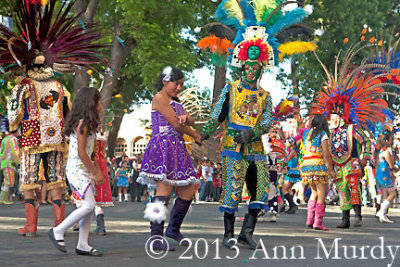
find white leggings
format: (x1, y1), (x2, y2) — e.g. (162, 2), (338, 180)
(54, 186), (95, 251)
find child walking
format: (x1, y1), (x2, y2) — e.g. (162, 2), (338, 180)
(137, 66), (201, 251)
(48, 87), (104, 256)
(375, 131), (396, 223)
(301, 114), (335, 230)
(282, 137), (301, 214)
(116, 161), (130, 202)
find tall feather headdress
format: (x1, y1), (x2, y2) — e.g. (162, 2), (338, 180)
(311, 40), (400, 129)
(196, 0), (318, 68)
(0, 0), (104, 75)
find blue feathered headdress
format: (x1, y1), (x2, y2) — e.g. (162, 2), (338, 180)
(197, 0), (319, 68)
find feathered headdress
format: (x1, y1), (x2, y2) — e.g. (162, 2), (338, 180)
(311, 40), (400, 128)
(196, 0), (318, 68)
(0, 0), (104, 75)
(273, 95), (300, 120)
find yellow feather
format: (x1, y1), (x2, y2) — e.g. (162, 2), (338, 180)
(41, 0), (48, 5)
(224, 0), (244, 26)
(278, 41), (317, 61)
(251, 0), (279, 22)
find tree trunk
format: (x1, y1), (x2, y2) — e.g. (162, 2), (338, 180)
(106, 114), (123, 158)
(100, 19), (136, 127)
(205, 66), (227, 160)
(212, 66), (226, 104)
(73, 0), (100, 92)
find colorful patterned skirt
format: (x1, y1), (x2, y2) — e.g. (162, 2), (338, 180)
(301, 156), (328, 184)
(285, 168), (301, 183)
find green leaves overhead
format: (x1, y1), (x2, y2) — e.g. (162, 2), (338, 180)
(286, 0), (400, 107)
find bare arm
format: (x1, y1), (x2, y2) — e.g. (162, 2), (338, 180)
(153, 94), (200, 141)
(184, 110), (195, 126)
(385, 150), (394, 169)
(287, 150), (296, 162)
(321, 139), (336, 180)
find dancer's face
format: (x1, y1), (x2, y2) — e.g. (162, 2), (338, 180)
(163, 78), (184, 98)
(244, 61), (262, 84)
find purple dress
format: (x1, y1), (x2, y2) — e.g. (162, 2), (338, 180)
(137, 101), (199, 187)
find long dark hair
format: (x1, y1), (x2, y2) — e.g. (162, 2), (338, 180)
(309, 114), (330, 141)
(155, 66), (184, 102)
(65, 87), (101, 136)
(374, 131), (393, 164)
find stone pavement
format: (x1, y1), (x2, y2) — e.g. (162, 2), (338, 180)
(0, 201), (399, 267)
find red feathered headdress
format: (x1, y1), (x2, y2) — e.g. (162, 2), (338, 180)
(311, 40), (399, 128)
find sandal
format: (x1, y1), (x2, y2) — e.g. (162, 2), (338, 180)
(48, 229), (67, 253)
(75, 248), (103, 257)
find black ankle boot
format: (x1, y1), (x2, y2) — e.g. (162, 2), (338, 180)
(238, 209), (260, 249)
(223, 212), (236, 249)
(284, 193), (298, 214)
(353, 204), (362, 227)
(336, 210), (350, 228)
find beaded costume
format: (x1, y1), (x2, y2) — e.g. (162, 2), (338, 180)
(198, 0), (317, 249)
(311, 40), (399, 227)
(0, 0), (103, 236)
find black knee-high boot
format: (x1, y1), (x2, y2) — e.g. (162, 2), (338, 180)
(353, 204), (362, 227)
(223, 212), (236, 249)
(238, 209), (260, 249)
(284, 193), (298, 214)
(336, 209), (350, 228)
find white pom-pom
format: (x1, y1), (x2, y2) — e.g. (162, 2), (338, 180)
(304, 5), (313, 15)
(194, 27), (202, 33)
(368, 27), (372, 33)
(363, 24), (368, 28)
(314, 29), (324, 36)
(144, 201), (168, 223)
(211, 0), (218, 2)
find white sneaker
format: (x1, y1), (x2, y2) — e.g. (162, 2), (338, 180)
(270, 213), (277, 223)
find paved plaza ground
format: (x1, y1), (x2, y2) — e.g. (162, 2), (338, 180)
(1, 201), (400, 267)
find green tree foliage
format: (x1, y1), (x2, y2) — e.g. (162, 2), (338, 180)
(282, 0), (400, 108)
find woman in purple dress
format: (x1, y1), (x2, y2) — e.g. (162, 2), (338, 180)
(138, 66), (201, 251)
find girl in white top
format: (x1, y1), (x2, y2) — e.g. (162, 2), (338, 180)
(48, 87), (104, 256)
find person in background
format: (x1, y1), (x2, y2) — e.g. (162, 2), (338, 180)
(281, 137), (301, 214)
(130, 159), (142, 202)
(375, 132), (396, 223)
(199, 159), (207, 201)
(301, 114), (335, 231)
(0, 129), (20, 204)
(213, 163), (222, 202)
(203, 160), (214, 202)
(193, 159), (201, 204)
(116, 161), (130, 202)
